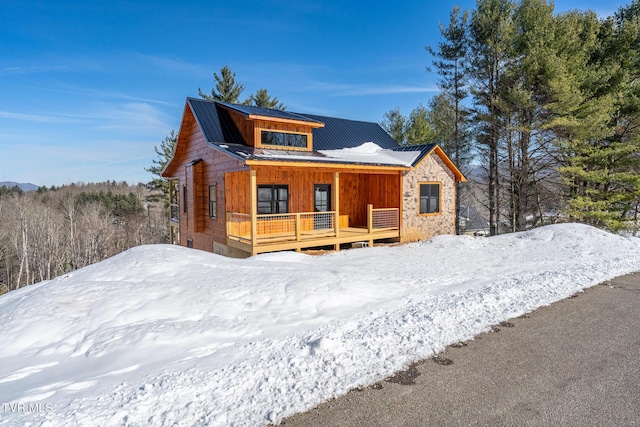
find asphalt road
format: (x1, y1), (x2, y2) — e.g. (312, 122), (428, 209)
(281, 272), (640, 427)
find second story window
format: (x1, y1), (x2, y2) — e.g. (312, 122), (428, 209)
(261, 131), (307, 148)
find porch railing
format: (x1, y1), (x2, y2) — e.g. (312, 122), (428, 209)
(228, 206), (399, 245)
(371, 207), (400, 230)
(227, 211), (337, 244)
(227, 212), (252, 242)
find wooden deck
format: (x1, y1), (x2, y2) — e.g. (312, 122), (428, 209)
(227, 226), (400, 255)
(226, 206), (400, 255)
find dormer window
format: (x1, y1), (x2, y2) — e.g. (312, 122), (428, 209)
(261, 130), (308, 148)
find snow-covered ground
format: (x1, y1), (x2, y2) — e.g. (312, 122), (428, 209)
(1, 223), (639, 426)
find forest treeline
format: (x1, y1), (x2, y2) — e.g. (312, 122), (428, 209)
(383, 0), (640, 235)
(0, 182), (166, 295)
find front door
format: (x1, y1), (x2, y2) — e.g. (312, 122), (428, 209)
(314, 184), (331, 229)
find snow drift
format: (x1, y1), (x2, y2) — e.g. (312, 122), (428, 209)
(0, 223), (639, 426)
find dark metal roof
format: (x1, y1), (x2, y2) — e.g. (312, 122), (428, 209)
(187, 98), (246, 144)
(185, 98), (417, 166)
(216, 101), (323, 124)
(297, 113), (401, 151)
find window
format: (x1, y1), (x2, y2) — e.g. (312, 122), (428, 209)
(183, 185), (187, 213)
(257, 185), (289, 214)
(261, 131), (307, 148)
(209, 184), (217, 219)
(419, 183), (440, 214)
(169, 180), (179, 222)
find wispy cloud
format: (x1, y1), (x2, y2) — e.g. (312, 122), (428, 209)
(40, 83), (174, 106)
(0, 65), (69, 76)
(307, 82), (439, 96)
(0, 110), (80, 123)
(135, 54), (210, 78)
(92, 102), (174, 133)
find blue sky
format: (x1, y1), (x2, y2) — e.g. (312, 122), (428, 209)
(0, 0), (620, 186)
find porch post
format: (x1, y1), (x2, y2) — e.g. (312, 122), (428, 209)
(250, 170), (257, 249)
(334, 172), (340, 238)
(333, 172), (340, 251)
(367, 203), (374, 247)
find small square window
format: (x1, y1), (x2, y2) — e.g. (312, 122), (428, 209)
(419, 183), (440, 214)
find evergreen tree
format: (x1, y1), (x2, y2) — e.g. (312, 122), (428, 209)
(427, 6), (472, 234)
(381, 107), (406, 143)
(198, 65), (245, 103)
(381, 106), (437, 146)
(550, 5), (640, 232)
(405, 104), (437, 145)
(429, 93), (473, 166)
(243, 88), (286, 110)
(499, 0), (557, 231)
(145, 131), (177, 206)
(468, 0), (514, 235)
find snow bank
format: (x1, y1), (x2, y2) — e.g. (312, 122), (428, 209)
(0, 223), (638, 426)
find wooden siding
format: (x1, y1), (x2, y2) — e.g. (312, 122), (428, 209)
(228, 109), (254, 146)
(255, 167), (333, 212)
(226, 166), (401, 229)
(340, 173), (400, 226)
(163, 105), (247, 251)
(226, 109), (315, 150)
(225, 170), (250, 213)
(253, 119), (314, 151)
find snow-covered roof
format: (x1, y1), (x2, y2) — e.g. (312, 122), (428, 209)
(216, 141), (431, 168)
(318, 142), (422, 166)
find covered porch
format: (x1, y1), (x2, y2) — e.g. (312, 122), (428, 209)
(227, 206), (400, 255)
(224, 167), (403, 255)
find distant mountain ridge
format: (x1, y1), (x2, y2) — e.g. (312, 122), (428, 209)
(0, 181), (39, 192)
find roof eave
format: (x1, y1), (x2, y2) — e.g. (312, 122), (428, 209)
(245, 159), (410, 171)
(409, 145), (466, 182)
(161, 99), (192, 178)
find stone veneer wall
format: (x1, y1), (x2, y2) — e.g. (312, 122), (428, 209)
(401, 154), (456, 242)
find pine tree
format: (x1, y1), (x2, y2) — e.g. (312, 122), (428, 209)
(468, 0), (514, 235)
(498, 0), (556, 231)
(381, 106), (437, 146)
(198, 66), (245, 103)
(548, 7), (640, 232)
(243, 88), (286, 110)
(145, 131), (177, 205)
(381, 108), (406, 143)
(429, 93), (473, 165)
(427, 5), (473, 234)
(404, 104), (437, 145)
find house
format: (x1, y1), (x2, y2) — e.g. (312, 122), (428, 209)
(459, 205), (490, 236)
(161, 98), (466, 257)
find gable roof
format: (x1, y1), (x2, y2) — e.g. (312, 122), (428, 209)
(164, 98), (465, 180)
(217, 101), (324, 125)
(186, 98), (400, 151)
(298, 114), (400, 150)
